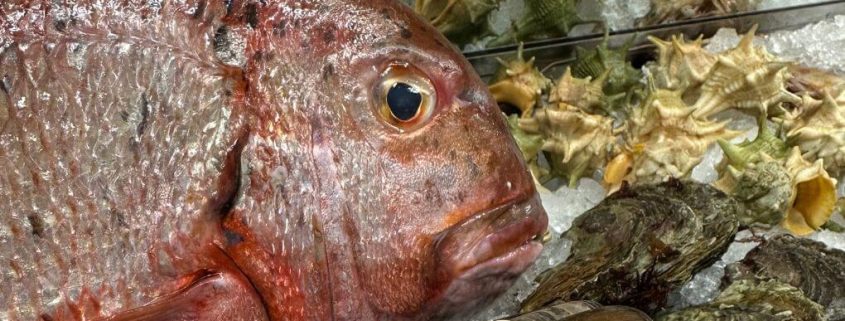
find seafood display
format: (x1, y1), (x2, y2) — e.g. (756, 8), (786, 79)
(411, 0), (781, 48)
(725, 235), (845, 320)
(522, 181), (741, 314)
(0, 1), (548, 320)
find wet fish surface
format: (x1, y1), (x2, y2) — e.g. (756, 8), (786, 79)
(0, 0), (547, 320)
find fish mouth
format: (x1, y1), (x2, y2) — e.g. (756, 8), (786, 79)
(430, 194), (548, 313)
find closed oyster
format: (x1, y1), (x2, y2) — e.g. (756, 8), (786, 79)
(656, 279), (825, 321)
(606, 82), (738, 191)
(489, 45), (553, 117)
(725, 235), (845, 320)
(522, 181), (741, 314)
(692, 27), (800, 118)
(783, 94), (845, 178)
(570, 37), (644, 112)
(519, 104), (617, 187)
(500, 301), (652, 321)
(715, 122), (837, 235)
(487, 0), (582, 47)
(648, 34), (718, 92)
(415, 0), (501, 46)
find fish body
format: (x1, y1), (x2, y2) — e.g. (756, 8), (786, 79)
(0, 1), (546, 320)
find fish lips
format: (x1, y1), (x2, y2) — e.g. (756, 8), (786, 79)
(430, 194), (548, 312)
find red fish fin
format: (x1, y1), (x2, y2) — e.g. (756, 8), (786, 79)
(104, 270), (268, 321)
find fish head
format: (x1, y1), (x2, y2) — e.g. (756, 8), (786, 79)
(236, 0), (547, 319)
(331, 3), (548, 318)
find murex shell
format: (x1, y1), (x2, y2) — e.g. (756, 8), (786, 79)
(648, 34), (718, 92)
(489, 45), (553, 117)
(499, 301), (652, 321)
(518, 68), (618, 187)
(782, 93), (845, 178)
(605, 81), (738, 192)
(522, 181), (741, 314)
(488, 0), (581, 47)
(715, 121), (837, 235)
(725, 235), (845, 320)
(656, 278), (825, 321)
(691, 26), (800, 118)
(570, 37), (644, 112)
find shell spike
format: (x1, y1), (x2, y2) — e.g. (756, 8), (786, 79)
(737, 24), (760, 52)
(719, 139), (746, 168)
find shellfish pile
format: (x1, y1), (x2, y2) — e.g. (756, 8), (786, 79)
(475, 23), (845, 321)
(500, 26), (844, 236)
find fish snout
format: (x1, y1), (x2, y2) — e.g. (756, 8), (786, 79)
(431, 194), (548, 310)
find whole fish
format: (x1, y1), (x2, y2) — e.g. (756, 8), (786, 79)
(0, 1), (547, 320)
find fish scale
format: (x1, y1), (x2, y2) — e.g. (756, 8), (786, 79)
(1, 0), (245, 319)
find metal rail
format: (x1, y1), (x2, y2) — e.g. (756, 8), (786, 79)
(465, 0), (845, 80)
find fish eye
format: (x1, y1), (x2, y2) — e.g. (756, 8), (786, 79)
(376, 63), (436, 130)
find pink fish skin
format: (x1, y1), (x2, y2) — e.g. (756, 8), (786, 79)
(0, 0), (548, 320)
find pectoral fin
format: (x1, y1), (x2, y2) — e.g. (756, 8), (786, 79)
(105, 269), (268, 321)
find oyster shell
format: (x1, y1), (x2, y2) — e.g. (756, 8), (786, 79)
(656, 278), (825, 321)
(487, 0), (582, 47)
(648, 34), (718, 92)
(415, 0), (501, 46)
(606, 82), (738, 191)
(715, 122), (837, 235)
(500, 301), (652, 321)
(489, 45), (553, 117)
(522, 181), (741, 314)
(725, 235), (845, 320)
(782, 94), (845, 178)
(692, 27), (800, 118)
(519, 104), (617, 187)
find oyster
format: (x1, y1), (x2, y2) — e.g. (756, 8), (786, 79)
(522, 181), (741, 314)
(648, 34), (718, 92)
(692, 27), (800, 118)
(487, 0), (582, 47)
(782, 94), (845, 178)
(499, 301), (652, 321)
(489, 45), (553, 117)
(639, 0), (760, 27)
(519, 104), (617, 188)
(656, 278), (825, 321)
(715, 121), (837, 235)
(570, 37), (644, 112)
(606, 82), (738, 191)
(415, 0), (501, 46)
(725, 235), (845, 320)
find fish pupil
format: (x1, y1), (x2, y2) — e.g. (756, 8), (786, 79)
(387, 82), (422, 121)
